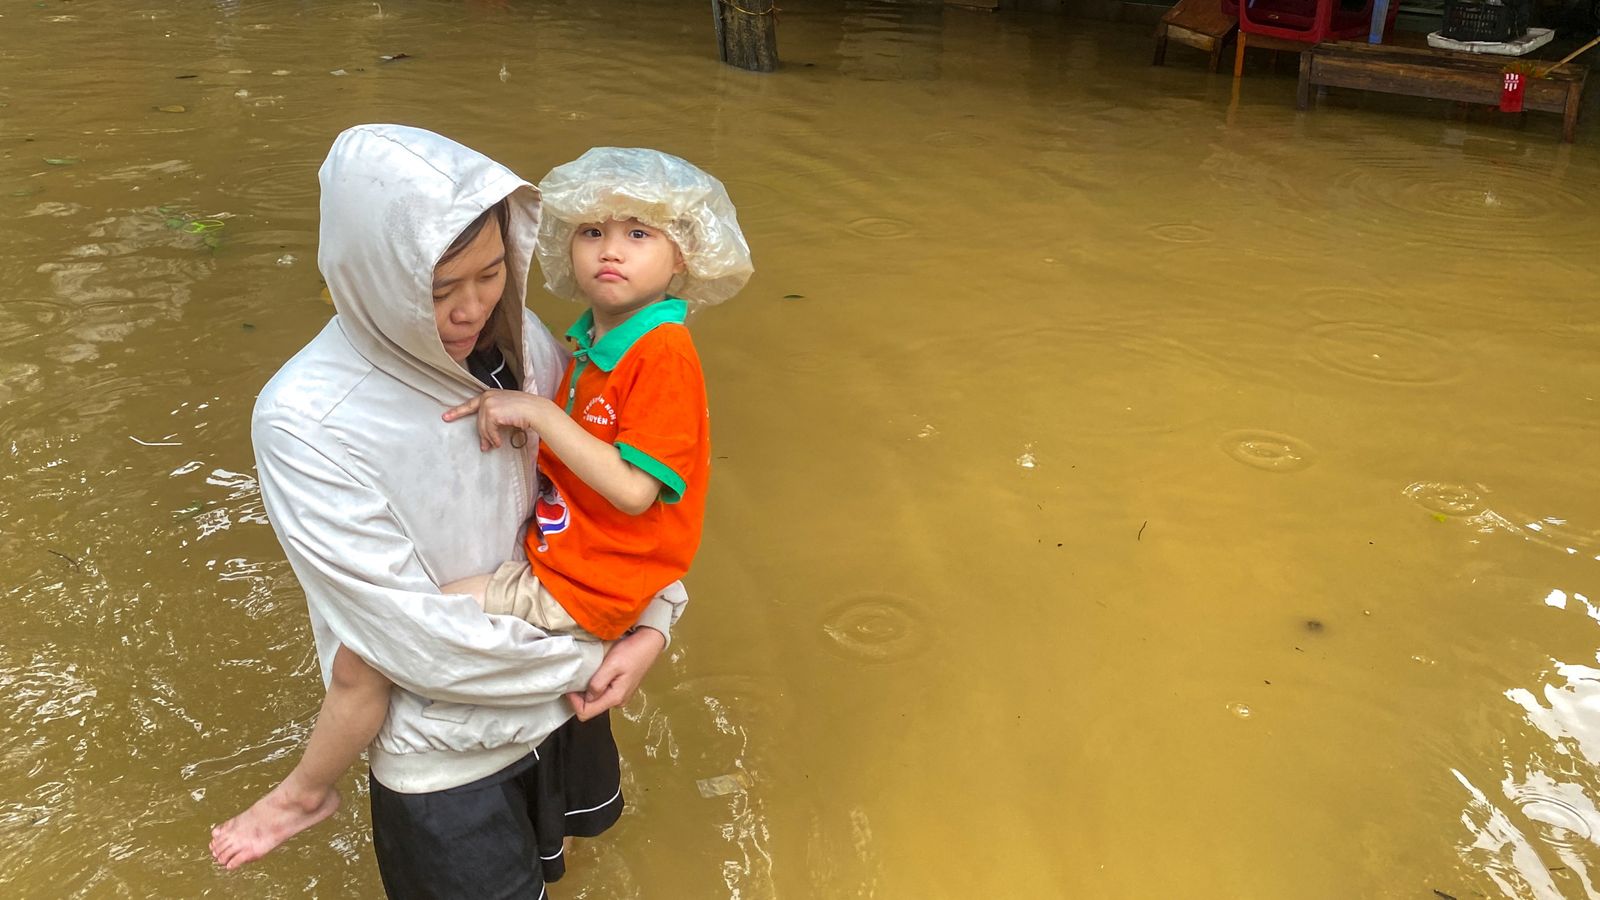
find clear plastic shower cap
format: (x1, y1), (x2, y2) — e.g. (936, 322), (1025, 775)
(536, 147), (754, 307)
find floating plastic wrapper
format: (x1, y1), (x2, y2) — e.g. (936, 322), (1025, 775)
(536, 147), (755, 306)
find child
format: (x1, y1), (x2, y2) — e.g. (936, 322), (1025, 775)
(442, 147), (753, 647)
(209, 147), (751, 869)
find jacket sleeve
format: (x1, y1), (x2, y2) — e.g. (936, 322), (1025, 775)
(253, 409), (605, 708)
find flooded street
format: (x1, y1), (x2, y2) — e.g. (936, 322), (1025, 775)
(3, 0), (1599, 896)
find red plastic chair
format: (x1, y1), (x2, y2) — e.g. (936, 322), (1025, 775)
(1232, 0), (1401, 76)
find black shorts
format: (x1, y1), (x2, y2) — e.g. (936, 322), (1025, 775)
(369, 712), (623, 900)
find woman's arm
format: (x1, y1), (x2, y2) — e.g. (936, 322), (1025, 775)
(254, 410), (606, 707)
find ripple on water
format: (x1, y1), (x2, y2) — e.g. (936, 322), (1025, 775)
(1328, 162), (1591, 249)
(1219, 430), (1315, 473)
(1300, 286), (1408, 325)
(818, 592), (929, 664)
(1146, 223), (1213, 244)
(844, 216), (914, 240)
(1303, 322), (1463, 386)
(215, 151), (324, 217)
(1403, 482), (1484, 517)
(0, 299), (81, 348)
(1404, 481), (1600, 558)
(1514, 791), (1595, 841)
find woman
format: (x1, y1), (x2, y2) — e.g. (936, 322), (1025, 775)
(216, 124), (686, 897)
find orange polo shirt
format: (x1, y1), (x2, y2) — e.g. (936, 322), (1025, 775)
(526, 299), (710, 640)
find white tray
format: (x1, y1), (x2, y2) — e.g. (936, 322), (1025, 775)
(1426, 27), (1555, 56)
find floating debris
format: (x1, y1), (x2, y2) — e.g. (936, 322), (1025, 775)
(499, 63), (509, 82)
(695, 772), (750, 798)
(380, 52), (411, 63)
(155, 104), (186, 113)
(330, 68), (348, 77)
(276, 254), (296, 267)
(43, 157), (79, 166)
(130, 435), (182, 447)
(1015, 443), (1036, 469)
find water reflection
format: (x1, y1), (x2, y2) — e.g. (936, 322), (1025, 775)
(1457, 659), (1600, 899)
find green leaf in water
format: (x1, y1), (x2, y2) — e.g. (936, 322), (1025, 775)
(1431, 512), (1449, 523)
(202, 234), (223, 251)
(165, 218), (184, 229)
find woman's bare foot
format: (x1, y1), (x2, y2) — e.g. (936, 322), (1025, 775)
(209, 781), (341, 870)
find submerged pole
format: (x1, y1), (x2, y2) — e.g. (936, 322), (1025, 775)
(712, 0), (779, 72)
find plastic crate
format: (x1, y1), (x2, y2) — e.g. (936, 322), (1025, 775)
(1440, 0), (1531, 42)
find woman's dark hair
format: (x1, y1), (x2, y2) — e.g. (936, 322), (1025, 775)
(440, 197), (511, 265)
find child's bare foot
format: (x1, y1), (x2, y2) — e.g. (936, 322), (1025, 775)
(209, 781), (341, 870)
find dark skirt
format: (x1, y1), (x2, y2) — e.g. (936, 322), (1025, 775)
(369, 712), (623, 900)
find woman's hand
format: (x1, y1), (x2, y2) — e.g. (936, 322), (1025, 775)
(443, 390), (553, 451)
(567, 627), (667, 721)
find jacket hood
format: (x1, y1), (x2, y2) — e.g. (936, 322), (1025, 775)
(317, 124), (540, 403)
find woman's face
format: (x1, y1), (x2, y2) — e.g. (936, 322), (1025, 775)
(432, 220), (507, 363)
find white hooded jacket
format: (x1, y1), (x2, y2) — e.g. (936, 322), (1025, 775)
(251, 124), (685, 794)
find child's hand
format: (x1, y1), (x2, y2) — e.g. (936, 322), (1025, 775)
(443, 390), (549, 452)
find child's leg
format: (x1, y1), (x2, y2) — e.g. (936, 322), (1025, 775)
(462, 564), (594, 638)
(442, 574), (492, 610)
(209, 645), (393, 869)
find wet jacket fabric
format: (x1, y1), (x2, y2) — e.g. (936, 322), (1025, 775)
(251, 124), (685, 793)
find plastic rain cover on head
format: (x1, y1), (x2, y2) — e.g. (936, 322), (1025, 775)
(535, 147), (754, 306)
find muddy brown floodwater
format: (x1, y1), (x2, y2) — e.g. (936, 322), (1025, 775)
(3, 0), (1598, 897)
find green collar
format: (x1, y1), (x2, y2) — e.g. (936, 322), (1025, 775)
(565, 298), (687, 371)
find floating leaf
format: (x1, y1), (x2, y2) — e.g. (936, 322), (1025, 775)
(181, 218), (225, 234)
(379, 52), (411, 62)
(43, 157), (79, 166)
(782, 293), (805, 300)
(164, 217), (184, 229)
(241, 322), (256, 331)
(156, 104), (187, 114)
(175, 74), (200, 79)
(1431, 512), (1448, 523)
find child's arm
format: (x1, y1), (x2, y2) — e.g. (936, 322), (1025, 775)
(443, 390), (661, 515)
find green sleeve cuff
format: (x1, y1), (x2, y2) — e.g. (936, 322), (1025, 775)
(617, 442), (686, 504)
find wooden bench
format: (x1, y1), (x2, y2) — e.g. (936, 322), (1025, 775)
(1153, 0), (1238, 73)
(1297, 41), (1588, 142)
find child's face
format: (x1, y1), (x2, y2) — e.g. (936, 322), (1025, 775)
(569, 217), (685, 321)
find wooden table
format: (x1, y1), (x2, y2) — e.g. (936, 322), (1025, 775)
(1297, 41), (1588, 142)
